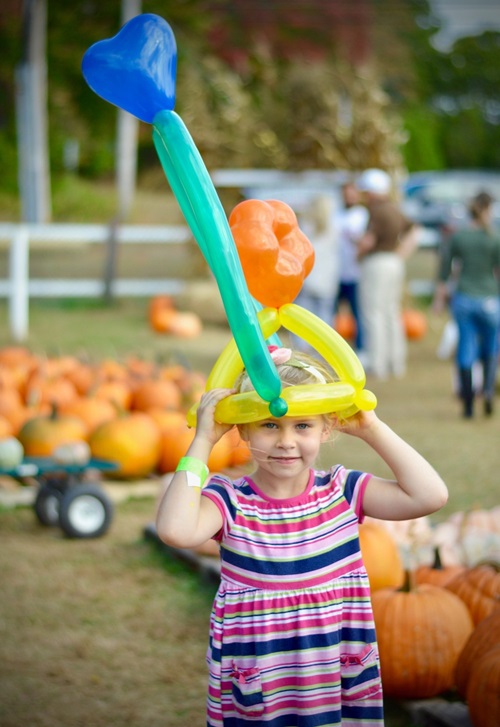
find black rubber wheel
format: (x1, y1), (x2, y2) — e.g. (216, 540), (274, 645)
(34, 484), (63, 526)
(58, 484), (113, 539)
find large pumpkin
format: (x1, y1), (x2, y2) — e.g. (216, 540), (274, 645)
(18, 407), (88, 456)
(445, 564), (500, 625)
(454, 609), (500, 699)
(371, 581), (474, 699)
(89, 412), (161, 479)
(466, 645), (500, 727)
(358, 520), (405, 591)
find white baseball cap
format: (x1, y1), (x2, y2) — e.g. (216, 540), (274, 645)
(357, 168), (392, 195)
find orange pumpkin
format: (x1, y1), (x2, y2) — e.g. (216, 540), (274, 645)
(466, 645), (500, 727)
(157, 421), (232, 475)
(415, 546), (466, 588)
(402, 308), (428, 340)
(371, 580), (474, 699)
(25, 373), (79, 410)
(454, 609), (500, 699)
(333, 312), (357, 341)
(0, 415), (13, 438)
(61, 396), (117, 437)
(89, 412), (161, 479)
(18, 407), (88, 456)
(358, 520), (405, 591)
(92, 380), (132, 411)
(445, 564), (500, 625)
(131, 378), (182, 413)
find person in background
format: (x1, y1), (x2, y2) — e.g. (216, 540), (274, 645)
(292, 194), (339, 350)
(433, 191), (500, 418)
(356, 168), (418, 380)
(334, 181), (369, 354)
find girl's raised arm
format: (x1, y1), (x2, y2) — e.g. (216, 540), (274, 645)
(336, 411), (448, 521)
(155, 389), (233, 548)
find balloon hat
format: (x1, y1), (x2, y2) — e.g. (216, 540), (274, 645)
(82, 13), (376, 425)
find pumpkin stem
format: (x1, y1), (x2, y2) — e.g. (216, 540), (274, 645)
(432, 546), (444, 570)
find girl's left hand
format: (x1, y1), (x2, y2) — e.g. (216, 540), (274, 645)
(332, 409), (380, 438)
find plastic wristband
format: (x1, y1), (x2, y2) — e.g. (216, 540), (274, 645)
(176, 456), (209, 488)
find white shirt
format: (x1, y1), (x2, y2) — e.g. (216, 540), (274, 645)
(336, 205), (369, 283)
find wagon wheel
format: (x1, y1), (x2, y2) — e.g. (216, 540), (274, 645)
(34, 484), (63, 527)
(59, 484), (113, 539)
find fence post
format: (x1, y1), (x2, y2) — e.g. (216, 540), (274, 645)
(9, 225), (30, 341)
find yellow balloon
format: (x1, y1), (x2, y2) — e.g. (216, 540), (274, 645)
(279, 303), (366, 390)
(186, 304), (377, 426)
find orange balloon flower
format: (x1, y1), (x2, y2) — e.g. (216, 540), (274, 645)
(229, 199), (314, 308)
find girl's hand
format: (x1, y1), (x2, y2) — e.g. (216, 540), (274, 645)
(195, 388), (235, 446)
(332, 409), (381, 438)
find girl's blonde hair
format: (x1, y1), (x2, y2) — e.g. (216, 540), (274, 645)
(236, 350), (337, 393)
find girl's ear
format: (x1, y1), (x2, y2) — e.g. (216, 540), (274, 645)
(320, 416), (334, 442)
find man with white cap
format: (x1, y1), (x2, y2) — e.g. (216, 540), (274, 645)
(356, 168), (417, 379)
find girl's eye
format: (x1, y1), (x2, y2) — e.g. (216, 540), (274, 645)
(262, 421), (277, 429)
(296, 422), (310, 430)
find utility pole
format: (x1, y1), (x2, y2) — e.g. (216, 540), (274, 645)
(103, 0), (142, 302)
(16, 0), (51, 222)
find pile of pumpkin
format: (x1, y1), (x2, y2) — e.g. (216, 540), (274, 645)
(0, 345), (251, 478)
(359, 518), (500, 727)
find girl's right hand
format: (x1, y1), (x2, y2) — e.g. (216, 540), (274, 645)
(195, 388), (235, 446)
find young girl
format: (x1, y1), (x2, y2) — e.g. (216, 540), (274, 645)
(156, 348), (448, 726)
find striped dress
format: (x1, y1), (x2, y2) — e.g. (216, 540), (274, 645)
(202, 465), (384, 726)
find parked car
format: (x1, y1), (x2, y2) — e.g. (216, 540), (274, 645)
(401, 170), (500, 248)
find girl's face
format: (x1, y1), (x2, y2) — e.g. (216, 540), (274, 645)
(240, 415), (332, 488)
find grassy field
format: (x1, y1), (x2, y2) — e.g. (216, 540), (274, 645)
(0, 179), (497, 726)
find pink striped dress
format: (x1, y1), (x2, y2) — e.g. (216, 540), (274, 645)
(202, 465), (384, 726)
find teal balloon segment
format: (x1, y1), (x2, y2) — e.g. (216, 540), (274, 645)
(152, 110), (282, 404)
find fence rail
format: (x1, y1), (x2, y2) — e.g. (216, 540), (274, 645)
(0, 222), (191, 341)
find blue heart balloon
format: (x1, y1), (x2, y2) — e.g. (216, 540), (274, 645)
(81, 13), (177, 124)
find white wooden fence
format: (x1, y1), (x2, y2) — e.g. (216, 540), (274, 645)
(0, 222), (192, 341)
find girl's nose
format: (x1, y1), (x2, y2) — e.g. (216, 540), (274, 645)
(276, 427), (295, 448)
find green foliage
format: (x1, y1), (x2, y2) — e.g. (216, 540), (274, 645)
(401, 106), (446, 171)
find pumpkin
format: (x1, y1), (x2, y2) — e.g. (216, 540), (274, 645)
(89, 412), (161, 479)
(18, 408), (88, 456)
(61, 396), (117, 436)
(131, 378), (182, 413)
(454, 609), (500, 699)
(92, 380), (132, 411)
(0, 436), (24, 470)
(466, 645), (500, 727)
(25, 371), (79, 410)
(0, 415), (13, 439)
(334, 312), (357, 341)
(371, 579), (474, 699)
(445, 564), (500, 625)
(402, 308), (428, 340)
(157, 421), (232, 474)
(165, 311), (203, 339)
(52, 440), (91, 467)
(358, 520), (405, 591)
(415, 546), (466, 588)
(0, 386), (24, 426)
